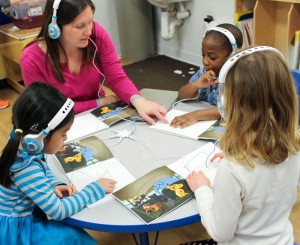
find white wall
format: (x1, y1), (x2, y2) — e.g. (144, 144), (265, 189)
(152, 0), (235, 66)
(93, 0), (121, 57)
(92, 0), (236, 66)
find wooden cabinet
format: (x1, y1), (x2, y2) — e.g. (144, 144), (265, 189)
(0, 23), (40, 92)
(254, 0), (300, 56)
(235, 0), (300, 57)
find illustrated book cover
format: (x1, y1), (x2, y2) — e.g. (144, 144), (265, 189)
(54, 135), (135, 207)
(150, 108), (217, 140)
(90, 101), (144, 126)
(113, 166), (194, 224)
(197, 119), (225, 141)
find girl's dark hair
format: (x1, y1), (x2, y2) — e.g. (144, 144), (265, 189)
(0, 82), (74, 187)
(26, 0), (96, 83)
(205, 23), (243, 55)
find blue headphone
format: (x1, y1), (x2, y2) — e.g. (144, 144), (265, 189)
(22, 98), (74, 154)
(48, 0), (62, 39)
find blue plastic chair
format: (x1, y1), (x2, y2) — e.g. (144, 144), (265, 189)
(291, 69), (300, 125)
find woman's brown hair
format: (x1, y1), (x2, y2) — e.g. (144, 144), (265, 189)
(25, 0), (96, 83)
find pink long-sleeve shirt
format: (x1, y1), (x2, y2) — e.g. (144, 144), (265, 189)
(20, 22), (140, 114)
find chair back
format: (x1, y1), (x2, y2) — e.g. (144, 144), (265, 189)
(291, 69), (300, 125)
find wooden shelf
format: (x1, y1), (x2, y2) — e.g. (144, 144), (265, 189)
(235, 0), (256, 13)
(0, 23), (40, 93)
(235, 0), (300, 58)
(7, 73), (24, 93)
(254, 0), (300, 56)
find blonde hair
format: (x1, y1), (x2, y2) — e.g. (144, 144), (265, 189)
(219, 50), (300, 167)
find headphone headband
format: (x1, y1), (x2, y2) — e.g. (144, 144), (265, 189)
(44, 98), (74, 133)
(218, 46), (285, 84)
(22, 98), (74, 154)
(53, 0), (62, 10)
(205, 26), (238, 53)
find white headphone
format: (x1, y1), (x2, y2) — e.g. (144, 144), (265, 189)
(218, 46), (285, 84)
(205, 26), (238, 54)
(22, 98), (74, 153)
(48, 0), (62, 39)
(217, 46), (285, 119)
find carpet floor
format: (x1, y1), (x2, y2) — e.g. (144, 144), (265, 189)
(123, 55), (199, 91)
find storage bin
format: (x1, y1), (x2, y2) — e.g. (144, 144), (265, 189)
(9, 0), (46, 29)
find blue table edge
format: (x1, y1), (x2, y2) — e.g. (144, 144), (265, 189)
(63, 214), (200, 233)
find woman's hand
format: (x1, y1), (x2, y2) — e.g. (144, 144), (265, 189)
(96, 178), (117, 193)
(54, 185), (77, 198)
(133, 97), (168, 125)
(186, 171), (210, 192)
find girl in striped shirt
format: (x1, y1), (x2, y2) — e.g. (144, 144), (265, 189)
(0, 82), (116, 245)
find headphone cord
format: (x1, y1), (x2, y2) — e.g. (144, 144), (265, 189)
(172, 92), (200, 109)
(89, 38), (106, 98)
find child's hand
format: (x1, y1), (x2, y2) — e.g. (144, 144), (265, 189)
(210, 152), (224, 163)
(96, 178), (117, 193)
(170, 111), (199, 128)
(186, 171), (210, 192)
(54, 185), (77, 198)
(195, 70), (218, 88)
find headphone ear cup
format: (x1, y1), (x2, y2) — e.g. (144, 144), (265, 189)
(22, 132), (46, 154)
(48, 23), (61, 39)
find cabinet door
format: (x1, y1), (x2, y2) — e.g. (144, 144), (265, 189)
(254, 0), (300, 56)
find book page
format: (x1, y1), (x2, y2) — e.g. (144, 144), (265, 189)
(150, 109), (216, 140)
(67, 112), (108, 142)
(67, 158), (135, 207)
(54, 135), (135, 207)
(168, 142), (222, 186)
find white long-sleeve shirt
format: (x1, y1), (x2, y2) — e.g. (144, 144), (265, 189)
(195, 153), (300, 245)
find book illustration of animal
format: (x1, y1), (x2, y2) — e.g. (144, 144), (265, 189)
(165, 183), (188, 198)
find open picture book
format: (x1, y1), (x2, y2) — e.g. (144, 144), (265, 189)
(89, 88), (178, 126)
(90, 101), (144, 126)
(54, 135), (135, 207)
(113, 142), (222, 224)
(150, 108), (217, 140)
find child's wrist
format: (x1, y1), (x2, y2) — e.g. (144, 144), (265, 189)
(193, 81), (202, 89)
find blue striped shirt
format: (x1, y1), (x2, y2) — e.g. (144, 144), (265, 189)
(0, 151), (105, 220)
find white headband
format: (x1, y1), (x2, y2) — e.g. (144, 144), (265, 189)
(205, 26), (238, 53)
(218, 46), (285, 84)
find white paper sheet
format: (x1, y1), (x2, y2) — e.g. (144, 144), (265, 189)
(168, 142), (222, 186)
(150, 109), (216, 140)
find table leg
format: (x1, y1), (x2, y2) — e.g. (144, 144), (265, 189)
(139, 232), (149, 245)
